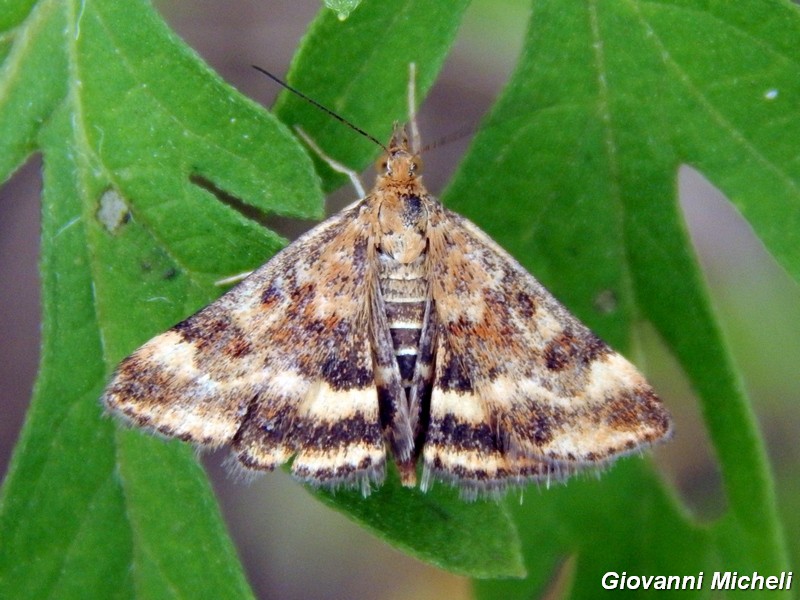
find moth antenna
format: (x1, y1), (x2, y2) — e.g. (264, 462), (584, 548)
(252, 65), (387, 151)
(420, 122), (476, 154)
(407, 62), (421, 154)
(295, 126), (366, 198)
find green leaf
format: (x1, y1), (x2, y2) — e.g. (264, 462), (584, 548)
(311, 467), (524, 578)
(5, 0), (794, 595)
(0, 0), (319, 596)
(442, 0), (794, 596)
(1, 0), (524, 590)
(275, 0), (471, 191)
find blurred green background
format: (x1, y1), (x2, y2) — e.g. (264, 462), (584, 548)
(0, 1), (797, 598)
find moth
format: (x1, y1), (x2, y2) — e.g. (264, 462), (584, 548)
(103, 76), (672, 500)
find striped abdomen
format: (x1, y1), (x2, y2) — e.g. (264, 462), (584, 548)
(377, 253), (427, 399)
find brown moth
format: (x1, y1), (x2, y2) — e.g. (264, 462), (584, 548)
(103, 84), (672, 500)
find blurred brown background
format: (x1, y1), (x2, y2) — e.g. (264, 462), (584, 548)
(1, 1), (798, 599)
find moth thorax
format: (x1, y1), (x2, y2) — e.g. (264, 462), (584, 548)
(377, 252), (427, 395)
(377, 194), (428, 264)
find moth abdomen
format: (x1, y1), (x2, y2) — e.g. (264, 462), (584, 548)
(378, 252), (428, 392)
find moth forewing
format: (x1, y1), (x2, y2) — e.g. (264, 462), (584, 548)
(422, 209), (671, 494)
(103, 203), (389, 492)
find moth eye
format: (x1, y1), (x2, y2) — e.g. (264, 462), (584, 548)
(410, 156), (423, 175)
(376, 157), (390, 173)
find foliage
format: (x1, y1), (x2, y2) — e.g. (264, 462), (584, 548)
(0, 0), (796, 598)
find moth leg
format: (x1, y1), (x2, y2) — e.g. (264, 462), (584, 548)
(294, 126), (366, 199)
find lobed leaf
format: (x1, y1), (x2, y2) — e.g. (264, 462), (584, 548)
(0, 0), (318, 597)
(443, 0), (795, 596)
(2, 0), (795, 595)
(0, 0), (523, 592)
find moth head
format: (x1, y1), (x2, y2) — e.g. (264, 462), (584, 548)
(376, 122), (425, 185)
(376, 150), (424, 181)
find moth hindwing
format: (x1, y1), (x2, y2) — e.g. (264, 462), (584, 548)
(102, 124), (672, 500)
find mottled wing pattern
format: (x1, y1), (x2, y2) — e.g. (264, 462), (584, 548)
(422, 206), (672, 496)
(102, 202), (386, 493)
